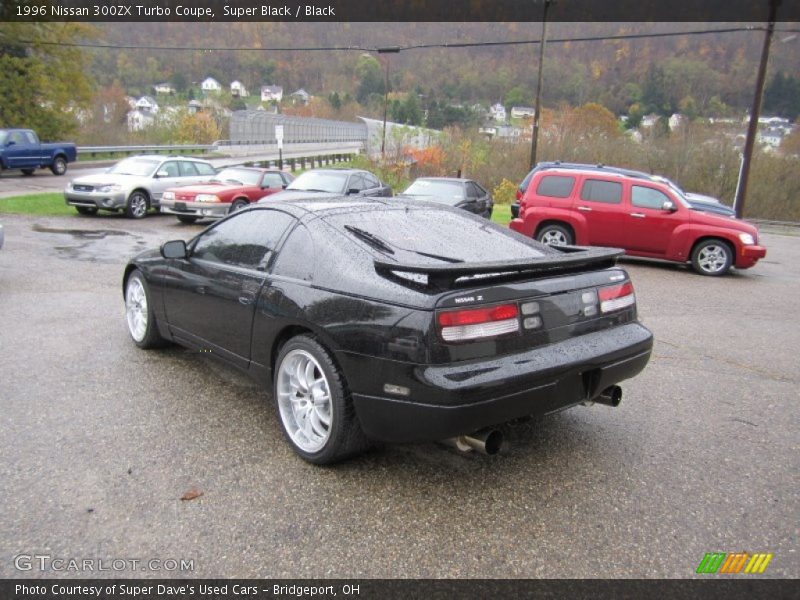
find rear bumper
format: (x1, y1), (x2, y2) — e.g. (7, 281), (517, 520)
(345, 322), (653, 442)
(735, 244), (766, 269)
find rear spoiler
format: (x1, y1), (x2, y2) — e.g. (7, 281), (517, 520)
(374, 245), (624, 288)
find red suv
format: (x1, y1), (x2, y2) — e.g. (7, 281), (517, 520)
(509, 167), (766, 276)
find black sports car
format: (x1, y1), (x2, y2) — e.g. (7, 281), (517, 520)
(398, 177), (494, 219)
(260, 168), (392, 202)
(123, 198), (653, 464)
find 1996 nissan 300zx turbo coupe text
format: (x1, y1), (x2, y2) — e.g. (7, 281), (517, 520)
(123, 198), (653, 463)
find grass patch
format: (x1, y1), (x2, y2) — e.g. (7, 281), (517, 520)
(491, 204), (512, 226)
(0, 193), (74, 216)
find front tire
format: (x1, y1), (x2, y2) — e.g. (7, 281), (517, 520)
(691, 239), (733, 276)
(536, 223), (573, 246)
(125, 191), (149, 219)
(50, 156), (67, 176)
(229, 198), (249, 213)
(274, 335), (370, 464)
(125, 270), (167, 349)
(75, 206), (98, 216)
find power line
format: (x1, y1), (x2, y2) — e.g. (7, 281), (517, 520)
(2, 26), (767, 53)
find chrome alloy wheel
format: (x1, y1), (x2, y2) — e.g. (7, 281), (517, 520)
(697, 244), (729, 274)
(129, 193), (148, 218)
(276, 349), (332, 453)
(125, 276), (148, 342)
(541, 229), (568, 246)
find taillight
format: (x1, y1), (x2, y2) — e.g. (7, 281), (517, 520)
(598, 281), (635, 313)
(438, 303), (519, 342)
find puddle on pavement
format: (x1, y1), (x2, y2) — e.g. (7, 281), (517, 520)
(32, 223), (150, 263)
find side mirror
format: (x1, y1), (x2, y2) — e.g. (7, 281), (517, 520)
(662, 200), (677, 212)
(5, 140), (15, 147)
(160, 240), (187, 259)
(155, 170), (169, 179)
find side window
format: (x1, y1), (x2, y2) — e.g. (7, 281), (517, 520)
(272, 224), (314, 281)
(348, 174), (367, 192)
(580, 179), (622, 204)
(160, 161), (180, 178)
(363, 173), (380, 189)
(632, 186), (671, 210)
(467, 182), (484, 198)
(281, 172), (294, 186)
(261, 172), (285, 188)
(23, 131), (37, 144)
(192, 209), (296, 270)
(9, 131), (26, 145)
(535, 175), (575, 199)
(195, 162), (216, 176)
(179, 161), (199, 177)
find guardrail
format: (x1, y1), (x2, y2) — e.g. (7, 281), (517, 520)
(77, 144), (215, 159)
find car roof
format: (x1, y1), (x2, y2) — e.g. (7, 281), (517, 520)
(124, 155), (212, 163)
(218, 166), (283, 173)
(302, 168), (370, 175)
(535, 161), (654, 181)
(413, 177), (471, 183)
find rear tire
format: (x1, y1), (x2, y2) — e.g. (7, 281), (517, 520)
(125, 190), (149, 219)
(177, 215), (198, 224)
(691, 239), (733, 276)
(536, 223), (573, 246)
(273, 335), (371, 464)
(75, 206), (98, 216)
(50, 156), (67, 176)
(124, 270), (168, 349)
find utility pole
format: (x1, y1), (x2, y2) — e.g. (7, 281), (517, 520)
(377, 46), (400, 160)
(734, 0), (781, 219)
(529, 0), (551, 169)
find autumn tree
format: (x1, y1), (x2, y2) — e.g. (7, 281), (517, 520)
(0, 23), (96, 139)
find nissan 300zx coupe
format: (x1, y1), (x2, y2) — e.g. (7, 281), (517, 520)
(123, 197), (653, 464)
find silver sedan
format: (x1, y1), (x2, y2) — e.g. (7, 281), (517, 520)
(64, 155), (217, 219)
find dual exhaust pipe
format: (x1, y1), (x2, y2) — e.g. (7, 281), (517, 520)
(441, 386), (622, 456)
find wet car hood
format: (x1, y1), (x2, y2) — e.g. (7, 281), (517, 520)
(168, 182), (253, 197)
(689, 207), (758, 235)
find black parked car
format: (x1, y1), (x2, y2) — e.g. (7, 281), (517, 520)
(399, 177), (494, 219)
(123, 198), (653, 464)
(683, 194), (736, 218)
(261, 168), (392, 202)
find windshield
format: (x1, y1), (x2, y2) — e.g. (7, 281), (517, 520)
(286, 171), (348, 193)
(108, 158), (160, 177)
(402, 180), (465, 204)
(213, 168), (262, 186)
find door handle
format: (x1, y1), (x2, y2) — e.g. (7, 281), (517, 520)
(577, 206), (592, 212)
(238, 294), (256, 305)
(630, 213), (646, 218)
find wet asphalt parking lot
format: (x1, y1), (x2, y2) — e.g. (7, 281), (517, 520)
(0, 211), (797, 579)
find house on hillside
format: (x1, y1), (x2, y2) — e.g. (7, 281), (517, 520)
(490, 102), (506, 123)
(201, 77), (222, 93)
(290, 88), (311, 105)
(511, 106), (535, 119)
(153, 82), (175, 95)
(230, 80), (249, 97)
(135, 96), (159, 114)
(187, 100), (203, 114)
(261, 85), (284, 103)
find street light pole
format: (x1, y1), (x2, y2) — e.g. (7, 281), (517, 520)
(378, 46), (400, 160)
(733, 0), (781, 219)
(529, 0), (551, 169)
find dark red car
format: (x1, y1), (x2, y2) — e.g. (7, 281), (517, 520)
(160, 167), (294, 224)
(509, 166), (766, 276)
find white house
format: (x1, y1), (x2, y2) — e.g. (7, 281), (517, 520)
(511, 106), (535, 119)
(641, 114), (660, 129)
(153, 82), (175, 95)
(668, 113), (687, 131)
(135, 96), (159, 114)
(201, 77), (222, 93)
(230, 80), (248, 97)
(187, 100), (203, 115)
(490, 102), (506, 123)
(261, 85), (284, 103)
(290, 88), (311, 105)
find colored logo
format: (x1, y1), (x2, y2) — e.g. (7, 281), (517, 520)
(696, 552), (773, 574)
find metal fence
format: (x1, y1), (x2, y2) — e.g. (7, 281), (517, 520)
(229, 111), (368, 145)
